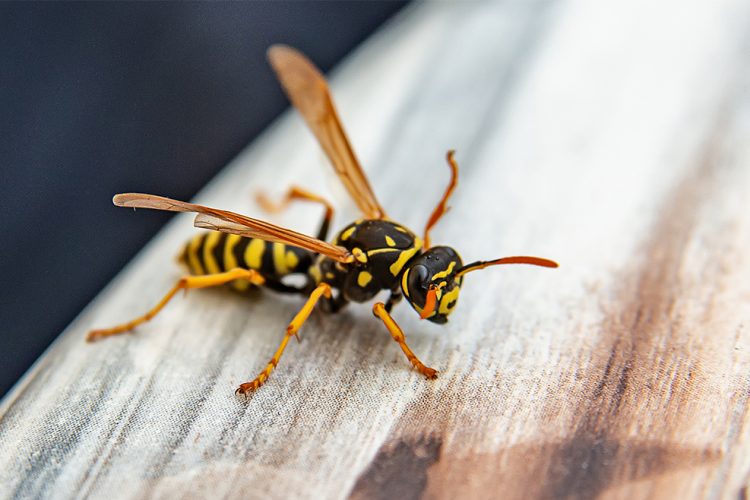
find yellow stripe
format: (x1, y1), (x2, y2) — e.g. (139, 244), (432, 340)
(223, 235), (249, 291)
(187, 234), (205, 275)
(223, 234), (242, 270)
(431, 261), (457, 281)
(202, 231), (222, 274)
(273, 242), (289, 275)
(390, 237), (422, 276)
(438, 287), (461, 315)
(244, 239), (265, 269)
(367, 247), (400, 257)
(402, 269), (410, 298)
(286, 250), (299, 270)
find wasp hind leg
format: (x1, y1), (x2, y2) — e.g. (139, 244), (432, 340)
(86, 268), (266, 341)
(372, 303), (438, 379)
(236, 282), (332, 397)
(256, 186), (334, 241)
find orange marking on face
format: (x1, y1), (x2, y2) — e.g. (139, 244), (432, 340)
(420, 284), (439, 319)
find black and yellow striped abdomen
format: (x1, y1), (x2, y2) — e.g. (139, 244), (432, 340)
(178, 232), (314, 292)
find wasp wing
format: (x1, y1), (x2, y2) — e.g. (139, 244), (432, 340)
(114, 193), (353, 263)
(190, 214), (353, 264)
(267, 44), (387, 220)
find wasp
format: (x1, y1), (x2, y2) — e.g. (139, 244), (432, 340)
(88, 45), (558, 397)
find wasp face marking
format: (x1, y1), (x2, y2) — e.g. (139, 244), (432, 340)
(402, 246), (463, 324)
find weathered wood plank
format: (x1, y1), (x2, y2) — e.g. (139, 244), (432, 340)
(2, 1), (750, 499)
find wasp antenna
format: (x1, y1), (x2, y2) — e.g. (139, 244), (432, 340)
(423, 150), (459, 248)
(455, 256), (558, 278)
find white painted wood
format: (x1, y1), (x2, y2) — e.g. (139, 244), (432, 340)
(2, 1), (750, 499)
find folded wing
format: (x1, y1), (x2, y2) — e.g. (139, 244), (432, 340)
(114, 193), (353, 263)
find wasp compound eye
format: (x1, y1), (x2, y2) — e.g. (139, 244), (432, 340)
(407, 264), (430, 303)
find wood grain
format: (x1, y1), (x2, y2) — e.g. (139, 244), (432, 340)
(2, 1), (750, 499)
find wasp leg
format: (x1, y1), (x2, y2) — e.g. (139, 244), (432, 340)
(372, 303), (438, 379)
(256, 186), (334, 241)
(236, 282), (332, 396)
(323, 292), (349, 314)
(423, 150), (459, 249)
(385, 290), (402, 313)
(86, 268), (266, 342)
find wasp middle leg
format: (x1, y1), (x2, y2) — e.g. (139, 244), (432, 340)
(87, 268), (265, 341)
(236, 282), (332, 397)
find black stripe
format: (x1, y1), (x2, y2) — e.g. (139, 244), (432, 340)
(261, 241), (277, 277)
(232, 236), (251, 270)
(212, 232), (227, 271)
(194, 233), (208, 275)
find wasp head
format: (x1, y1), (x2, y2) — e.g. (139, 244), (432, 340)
(402, 246), (463, 324)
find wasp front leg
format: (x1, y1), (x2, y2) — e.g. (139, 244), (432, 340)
(236, 282), (332, 397)
(87, 268), (265, 341)
(372, 303), (438, 379)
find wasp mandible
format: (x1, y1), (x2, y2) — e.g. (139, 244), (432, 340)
(88, 45), (558, 397)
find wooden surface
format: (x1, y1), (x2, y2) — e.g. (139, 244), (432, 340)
(2, 1), (750, 499)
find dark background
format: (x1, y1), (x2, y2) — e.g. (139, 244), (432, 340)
(0, 2), (408, 398)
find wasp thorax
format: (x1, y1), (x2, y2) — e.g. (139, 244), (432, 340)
(402, 246), (463, 324)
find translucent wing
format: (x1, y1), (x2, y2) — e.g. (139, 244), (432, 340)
(114, 193), (353, 263)
(267, 44), (387, 220)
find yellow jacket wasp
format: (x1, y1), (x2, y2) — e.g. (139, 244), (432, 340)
(88, 45), (558, 397)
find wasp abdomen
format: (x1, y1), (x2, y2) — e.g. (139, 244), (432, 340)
(178, 232), (313, 291)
